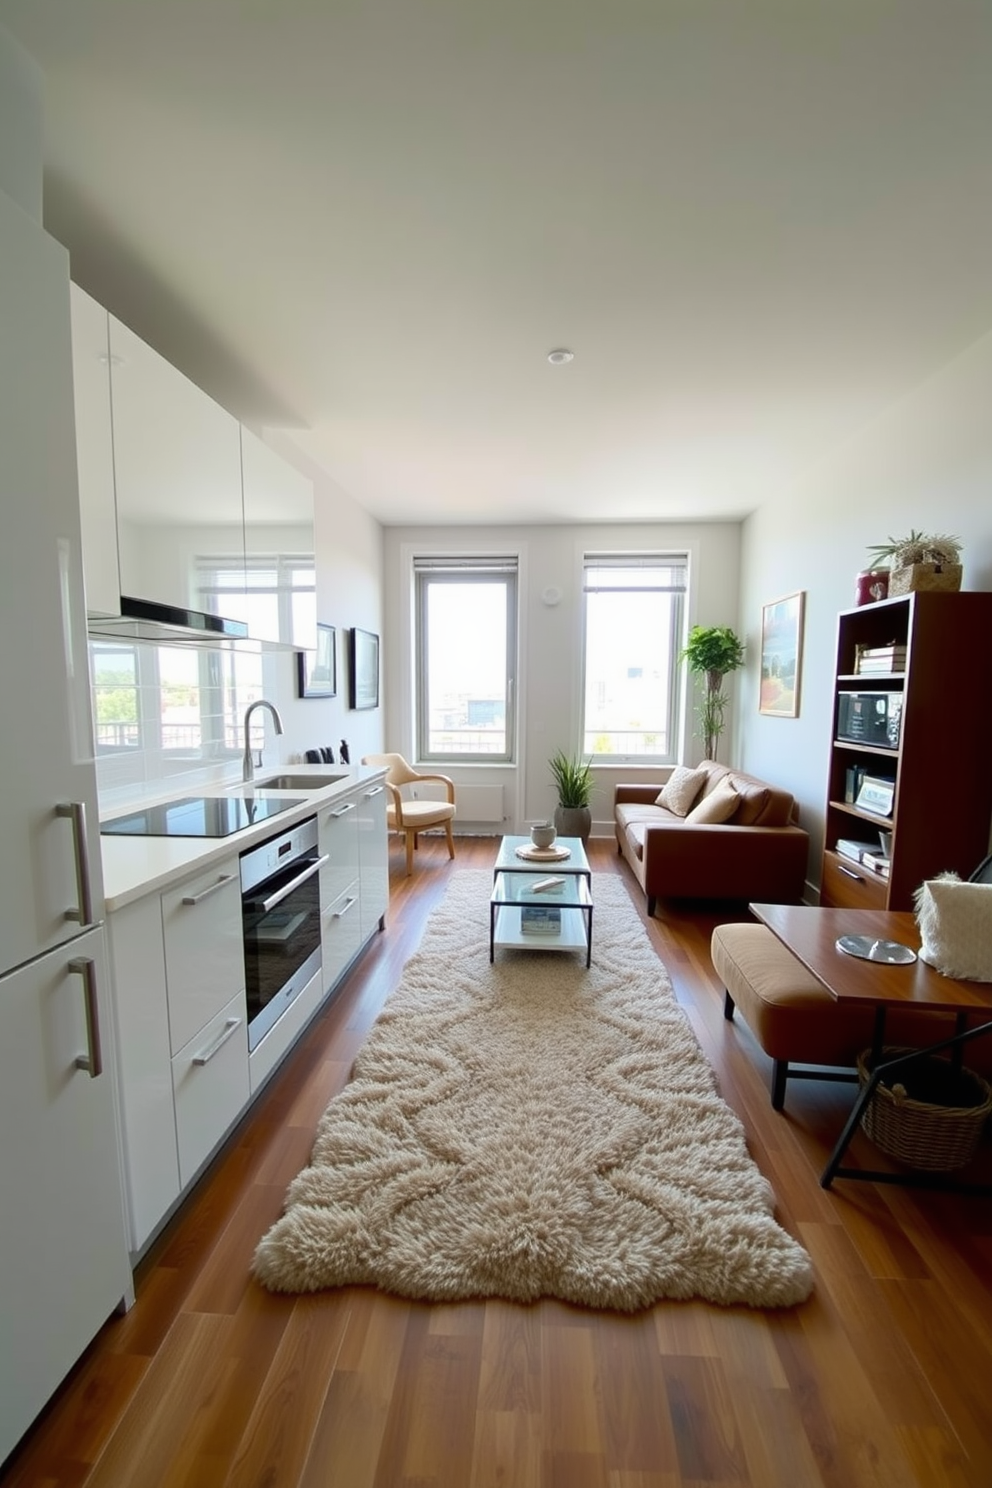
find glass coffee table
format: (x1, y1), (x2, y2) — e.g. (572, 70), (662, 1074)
(490, 835), (593, 966)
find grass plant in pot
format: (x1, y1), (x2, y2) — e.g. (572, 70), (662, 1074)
(549, 749), (594, 845)
(865, 531), (962, 595)
(678, 625), (746, 762)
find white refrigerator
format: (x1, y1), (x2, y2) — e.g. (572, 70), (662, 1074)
(0, 185), (132, 1465)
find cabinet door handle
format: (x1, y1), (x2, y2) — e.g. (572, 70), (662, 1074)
(192, 1016), (242, 1066)
(57, 801), (95, 927)
(69, 956), (103, 1078)
(182, 873), (238, 906)
(261, 853), (330, 912)
(330, 801), (356, 817)
(364, 786), (384, 798)
(326, 894), (359, 921)
(837, 864), (865, 882)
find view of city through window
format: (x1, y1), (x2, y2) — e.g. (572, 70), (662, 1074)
(417, 564), (516, 760)
(582, 557), (686, 762)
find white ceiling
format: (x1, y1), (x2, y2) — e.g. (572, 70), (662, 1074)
(4, 1), (992, 527)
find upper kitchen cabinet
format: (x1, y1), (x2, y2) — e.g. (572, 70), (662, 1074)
(240, 426), (316, 650)
(69, 284), (120, 618)
(107, 314), (246, 624)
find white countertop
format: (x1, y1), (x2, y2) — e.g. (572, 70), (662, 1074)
(99, 764), (388, 912)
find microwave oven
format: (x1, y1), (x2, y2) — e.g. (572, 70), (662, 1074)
(836, 691), (902, 748)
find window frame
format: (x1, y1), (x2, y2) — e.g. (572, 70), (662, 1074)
(580, 552), (688, 766)
(414, 559), (518, 764)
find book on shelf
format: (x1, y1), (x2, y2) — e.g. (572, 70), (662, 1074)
(520, 904), (562, 935)
(854, 644), (907, 674)
(835, 837), (870, 864)
(861, 851), (891, 878)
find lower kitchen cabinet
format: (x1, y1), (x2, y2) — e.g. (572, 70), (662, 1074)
(358, 781), (389, 941)
(320, 879), (362, 990)
(0, 926), (133, 1464)
(173, 991), (250, 1185)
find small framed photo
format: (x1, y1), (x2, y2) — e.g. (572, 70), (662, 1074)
(296, 623), (337, 699)
(348, 627), (379, 710)
(759, 591), (805, 718)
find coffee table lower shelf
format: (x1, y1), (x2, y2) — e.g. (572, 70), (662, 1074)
(490, 903), (592, 964)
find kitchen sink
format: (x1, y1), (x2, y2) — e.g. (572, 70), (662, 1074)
(240, 773), (347, 793)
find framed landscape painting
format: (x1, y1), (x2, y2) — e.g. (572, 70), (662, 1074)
(759, 591), (805, 717)
(296, 623), (336, 699)
(348, 627), (379, 710)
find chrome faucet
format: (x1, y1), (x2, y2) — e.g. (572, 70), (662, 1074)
(242, 699), (284, 782)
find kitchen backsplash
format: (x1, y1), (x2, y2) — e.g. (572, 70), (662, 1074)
(90, 636), (265, 808)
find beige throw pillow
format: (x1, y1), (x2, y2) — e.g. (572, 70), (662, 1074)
(914, 874), (992, 981)
(685, 778), (740, 824)
(655, 765), (707, 817)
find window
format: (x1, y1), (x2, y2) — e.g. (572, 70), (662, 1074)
(581, 553), (687, 763)
(415, 556), (518, 762)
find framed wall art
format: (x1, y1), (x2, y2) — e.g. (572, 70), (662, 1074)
(348, 627), (379, 710)
(296, 622), (337, 699)
(759, 591), (805, 718)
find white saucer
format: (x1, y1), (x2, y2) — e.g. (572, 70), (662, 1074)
(515, 843), (572, 862)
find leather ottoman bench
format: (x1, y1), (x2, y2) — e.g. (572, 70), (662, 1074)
(709, 922), (976, 1112)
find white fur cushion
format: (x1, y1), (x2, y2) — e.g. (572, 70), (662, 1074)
(655, 766), (707, 817)
(914, 873), (992, 982)
(685, 778), (740, 824)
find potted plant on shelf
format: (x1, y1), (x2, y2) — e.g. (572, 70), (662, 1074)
(548, 749), (594, 844)
(678, 625), (746, 761)
(865, 531), (963, 595)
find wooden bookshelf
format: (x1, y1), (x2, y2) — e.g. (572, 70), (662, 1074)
(821, 590), (992, 910)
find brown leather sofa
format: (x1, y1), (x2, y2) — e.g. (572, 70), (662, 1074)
(614, 760), (809, 915)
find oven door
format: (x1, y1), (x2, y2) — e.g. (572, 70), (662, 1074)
(241, 829), (327, 1051)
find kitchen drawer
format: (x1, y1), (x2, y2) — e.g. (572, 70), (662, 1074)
(820, 850), (889, 910)
(172, 991), (249, 1188)
(318, 793), (361, 906)
(161, 855), (243, 1052)
(321, 878), (362, 994)
(248, 963), (323, 1096)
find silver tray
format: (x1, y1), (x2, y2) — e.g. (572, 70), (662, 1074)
(836, 935), (917, 964)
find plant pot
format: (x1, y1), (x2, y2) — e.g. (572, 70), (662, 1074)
(554, 805), (591, 845)
(888, 562), (962, 595)
(530, 822), (557, 849)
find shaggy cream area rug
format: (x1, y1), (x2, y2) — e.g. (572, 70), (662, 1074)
(253, 871), (813, 1310)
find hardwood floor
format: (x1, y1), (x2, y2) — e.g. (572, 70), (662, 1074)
(5, 837), (992, 1488)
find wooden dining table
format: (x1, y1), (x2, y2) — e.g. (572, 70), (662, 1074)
(749, 903), (992, 1191)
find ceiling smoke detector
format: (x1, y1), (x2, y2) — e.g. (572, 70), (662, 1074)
(547, 348), (574, 365)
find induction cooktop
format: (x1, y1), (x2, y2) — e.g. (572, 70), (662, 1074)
(100, 794), (307, 839)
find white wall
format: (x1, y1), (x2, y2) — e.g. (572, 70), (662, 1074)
(383, 521), (741, 836)
(735, 329), (992, 891)
(0, 22), (42, 221)
(262, 436), (385, 769)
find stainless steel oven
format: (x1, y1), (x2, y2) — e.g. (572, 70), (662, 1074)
(240, 815), (326, 1051)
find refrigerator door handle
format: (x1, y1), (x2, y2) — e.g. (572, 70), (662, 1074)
(57, 800), (95, 927)
(69, 956), (103, 1079)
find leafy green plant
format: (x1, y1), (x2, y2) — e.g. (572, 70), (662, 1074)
(866, 530), (961, 570)
(678, 625), (746, 760)
(548, 749), (594, 808)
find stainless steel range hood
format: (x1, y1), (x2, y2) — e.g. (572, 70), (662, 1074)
(87, 595), (256, 647)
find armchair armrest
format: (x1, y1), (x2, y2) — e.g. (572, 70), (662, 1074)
(413, 771), (456, 804)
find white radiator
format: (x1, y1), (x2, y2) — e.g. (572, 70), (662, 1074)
(456, 784), (504, 823)
(408, 782), (504, 824)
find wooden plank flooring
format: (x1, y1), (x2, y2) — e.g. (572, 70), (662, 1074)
(4, 837), (992, 1487)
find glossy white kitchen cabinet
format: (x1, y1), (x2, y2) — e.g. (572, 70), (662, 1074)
(69, 282), (120, 617)
(161, 855), (243, 1053)
(240, 424), (316, 649)
(108, 854), (248, 1255)
(358, 781), (389, 942)
(173, 991), (250, 1185)
(108, 314), (245, 616)
(0, 926), (132, 1464)
(106, 893), (181, 1253)
(0, 178), (132, 1464)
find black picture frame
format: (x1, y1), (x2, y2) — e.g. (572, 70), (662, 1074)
(296, 623), (337, 699)
(348, 627), (379, 710)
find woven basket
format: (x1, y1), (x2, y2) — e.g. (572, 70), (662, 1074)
(857, 1047), (992, 1170)
(888, 562), (962, 595)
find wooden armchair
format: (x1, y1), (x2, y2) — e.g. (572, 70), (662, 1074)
(361, 753), (456, 875)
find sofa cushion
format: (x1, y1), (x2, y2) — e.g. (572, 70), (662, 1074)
(655, 765), (707, 817)
(686, 778), (740, 824)
(727, 778), (772, 825)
